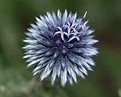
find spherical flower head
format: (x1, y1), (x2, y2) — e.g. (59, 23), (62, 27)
(23, 10), (98, 86)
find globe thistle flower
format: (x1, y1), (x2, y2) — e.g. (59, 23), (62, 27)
(23, 10), (98, 86)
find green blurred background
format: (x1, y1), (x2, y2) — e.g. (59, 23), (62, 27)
(0, 0), (121, 97)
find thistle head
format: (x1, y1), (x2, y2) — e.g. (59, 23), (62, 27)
(23, 10), (98, 86)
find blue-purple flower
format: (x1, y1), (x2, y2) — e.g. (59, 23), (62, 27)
(23, 10), (98, 86)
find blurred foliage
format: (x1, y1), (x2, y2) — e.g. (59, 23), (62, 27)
(0, 0), (121, 97)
